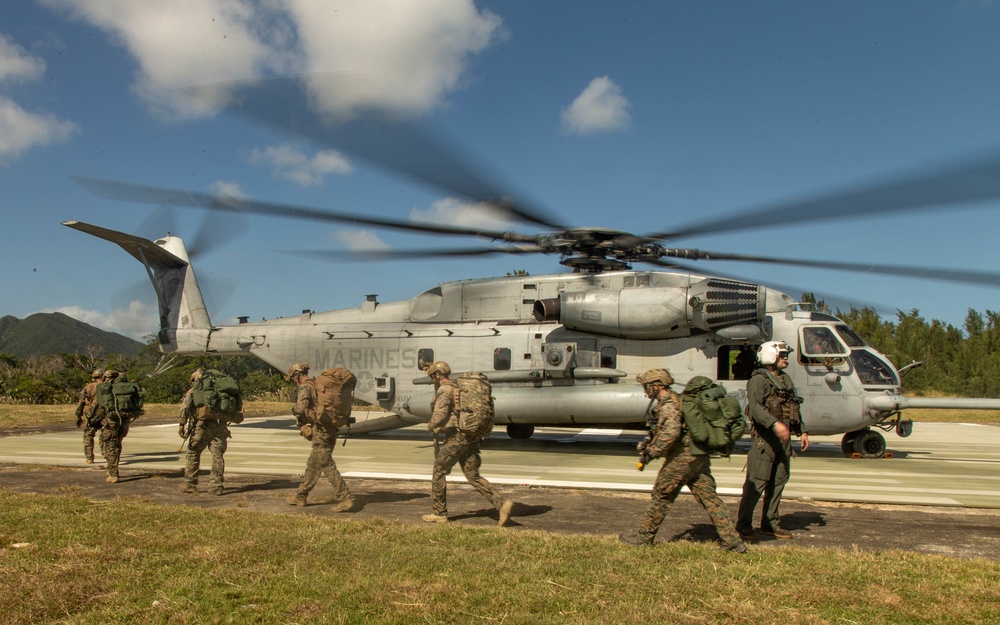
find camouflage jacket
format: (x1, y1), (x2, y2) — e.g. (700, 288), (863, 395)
(645, 391), (689, 461)
(292, 379), (314, 426)
(428, 380), (459, 436)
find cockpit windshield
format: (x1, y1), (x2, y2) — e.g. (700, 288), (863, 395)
(850, 349), (898, 386)
(835, 325), (867, 348)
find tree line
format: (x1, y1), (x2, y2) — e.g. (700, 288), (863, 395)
(3, 305), (1000, 405)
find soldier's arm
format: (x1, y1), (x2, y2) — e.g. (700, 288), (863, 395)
(747, 376), (778, 429)
(645, 400), (682, 458)
(428, 385), (455, 435)
(292, 385), (311, 426)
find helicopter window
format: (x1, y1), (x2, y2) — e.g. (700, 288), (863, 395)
(417, 349), (434, 371)
(718, 345), (757, 380)
(800, 326), (850, 358)
(494, 348), (512, 371)
(850, 349), (898, 386)
(835, 324), (867, 348)
(600, 346), (617, 369)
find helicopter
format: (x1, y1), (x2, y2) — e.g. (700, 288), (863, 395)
(64, 77), (1000, 459)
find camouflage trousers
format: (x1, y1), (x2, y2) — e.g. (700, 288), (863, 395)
(99, 421), (130, 479)
(82, 422), (100, 461)
(185, 419), (230, 490)
(737, 437), (791, 533)
(431, 431), (504, 515)
(296, 424), (350, 502)
(639, 451), (741, 546)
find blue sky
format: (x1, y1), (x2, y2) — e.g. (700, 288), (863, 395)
(2, 1), (1000, 341)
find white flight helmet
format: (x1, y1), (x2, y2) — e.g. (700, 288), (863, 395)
(758, 340), (793, 366)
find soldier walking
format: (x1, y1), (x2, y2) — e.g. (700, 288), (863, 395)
(74, 368), (103, 463)
(286, 363), (354, 510)
(737, 341), (810, 540)
(178, 369), (231, 495)
(619, 369), (746, 552)
(422, 361), (514, 526)
(97, 370), (142, 483)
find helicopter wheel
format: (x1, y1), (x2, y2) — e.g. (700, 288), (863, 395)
(840, 431), (861, 457)
(506, 424), (535, 440)
(852, 429), (887, 459)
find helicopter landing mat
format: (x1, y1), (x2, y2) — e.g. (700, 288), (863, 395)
(0, 419), (996, 509)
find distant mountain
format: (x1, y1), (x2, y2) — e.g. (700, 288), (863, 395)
(0, 313), (144, 359)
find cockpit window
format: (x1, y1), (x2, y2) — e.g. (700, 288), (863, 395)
(835, 325), (867, 348)
(850, 349), (898, 386)
(800, 326), (850, 357)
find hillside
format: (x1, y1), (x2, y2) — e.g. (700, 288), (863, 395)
(0, 312), (143, 359)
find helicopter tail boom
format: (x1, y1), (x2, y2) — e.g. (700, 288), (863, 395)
(867, 394), (1000, 412)
(62, 220), (212, 354)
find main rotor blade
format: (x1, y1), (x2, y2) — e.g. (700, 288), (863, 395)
(183, 75), (568, 231)
(662, 249), (1000, 288)
(281, 245), (545, 263)
(72, 176), (538, 243)
(651, 153), (1000, 241)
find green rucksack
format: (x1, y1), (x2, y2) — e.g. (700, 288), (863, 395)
(454, 372), (495, 440)
(192, 370), (244, 423)
(97, 377), (144, 423)
(681, 376), (746, 456)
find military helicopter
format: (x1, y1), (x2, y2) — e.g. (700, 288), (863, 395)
(64, 77), (1000, 459)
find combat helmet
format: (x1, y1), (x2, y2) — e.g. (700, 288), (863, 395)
(425, 361), (452, 378)
(636, 369), (673, 387)
(287, 363), (310, 380)
(91, 368), (105, 380)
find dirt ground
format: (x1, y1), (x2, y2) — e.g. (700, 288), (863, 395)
(3, 457), (999, 562)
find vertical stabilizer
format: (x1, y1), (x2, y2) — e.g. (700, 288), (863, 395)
(63, 220), (212, 353)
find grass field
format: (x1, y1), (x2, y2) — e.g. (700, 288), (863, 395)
(0, 490), (997, 625)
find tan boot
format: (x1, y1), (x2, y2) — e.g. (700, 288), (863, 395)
(498, 500), (515, 527)
(106, 475), (119, 484)
(331, 497), (354, 513)
(287, 496), (307, 507)
(422, 513), (448, 523)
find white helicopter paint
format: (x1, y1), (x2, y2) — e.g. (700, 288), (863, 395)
(64, 219), (1000, 458)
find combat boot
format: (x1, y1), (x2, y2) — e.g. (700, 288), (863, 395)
(106, 475), (119, 484)
(331, 496), (354, 512)
(211, 487), (224, 496)
(760, 526), (792, 540)
(498, 500), (514, 527)
(722, 540), (748, 553)
(422, 513), (448, 523)
(179, 484), (197, 494)
(287, 496), (307, 507)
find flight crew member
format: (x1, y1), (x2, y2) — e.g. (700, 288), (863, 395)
(286, 363), (354, 511)
(422, 361), (514, 526)
(74, 368), (104, 463)
(737, 341), (810, 540)
(178, 369), (230, 495)
(619, 369), (746, 552)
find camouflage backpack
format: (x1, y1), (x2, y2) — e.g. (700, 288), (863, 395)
(311, 367), (356, 428)
(680, 376), (746, 456)
(454, 372), (495, 440)
(98, 377), (144, 423)
(192, 370), (245, 424)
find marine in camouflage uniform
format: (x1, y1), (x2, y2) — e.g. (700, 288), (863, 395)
(178, 370), (230, 495)
(737, 341), (810, 540)
(97, 370), (137, 483)
(75, 368), (103, 463)
(421, 361), (513, 526)
(619, 369), (745, 552)
(286, 363), (353, 510)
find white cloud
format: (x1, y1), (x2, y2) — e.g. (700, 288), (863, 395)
(0, 96), (78, 163)
(209, 179), (248, 199)
(41, 0), (503, 120)
(410, 197), (514, 230)
(0, 35), (78, 163)
(331, 229), (390, 251)
(247, 144), (352, 186)
(561, 76), (631, 135)
(0, 34), (46, 82)
(45, 301), (157, 342)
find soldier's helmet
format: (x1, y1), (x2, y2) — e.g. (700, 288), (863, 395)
(287, 363), (310, 380)
(102, 370), (119, 382)
(190, 369), (204, 383)
(91, 368), (105, 380)
(425, 361), (452, 378)
(758, 340), (793, 366)
(636, 369), (673, 387)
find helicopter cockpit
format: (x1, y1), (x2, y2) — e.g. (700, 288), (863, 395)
(799, 319), (899, 387)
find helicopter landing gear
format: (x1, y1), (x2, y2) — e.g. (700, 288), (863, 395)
(841, 428), (886, 458)
(506, 424), (535, 440)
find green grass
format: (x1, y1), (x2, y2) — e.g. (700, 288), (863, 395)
(0, 491), (997, 624)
